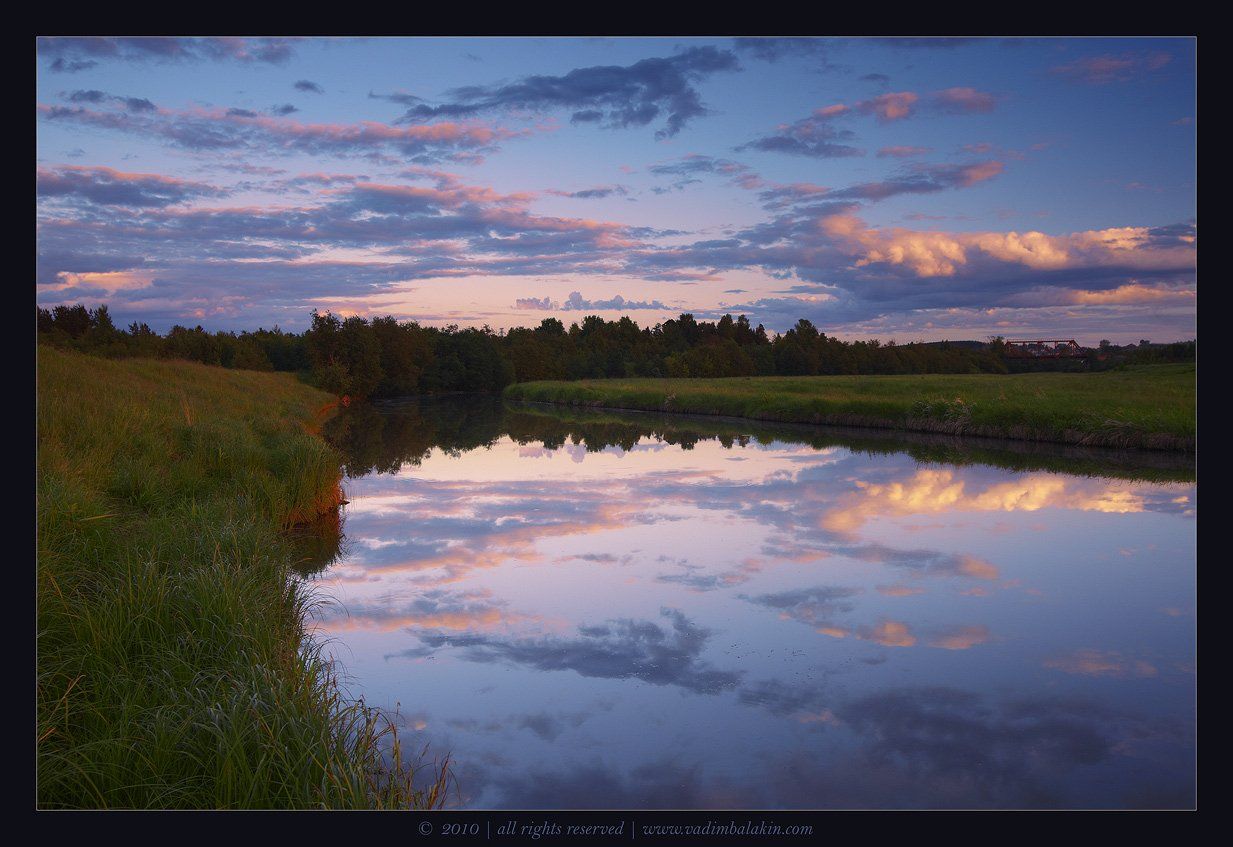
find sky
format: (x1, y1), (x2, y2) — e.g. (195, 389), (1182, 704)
(35, 36), (1197, 343)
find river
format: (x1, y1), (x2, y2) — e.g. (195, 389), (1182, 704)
(299, 395), (1196, 809)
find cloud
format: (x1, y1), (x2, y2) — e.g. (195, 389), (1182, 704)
(821, 468), (1186, 538)
(548, 185), (628, 200)
(394, 607), (741, 695)
(744, 87), (996, 160)
(48, 58), (99, 73)
(37, 165), (224, 207)
(295, 79), (325, 94)
(64, 89), (156, 112)
(38, 36), (299, 67)
(927, 624), (991, 650)
(827, 687), (1126, 804)
(868, 37), (983, 49)
(856, 619), (916, 647)
(396, 46), (740, 138)
(1043, 649), (1158, 678)
(932, 86), (998, 114)
(737, 109), (863, 159)
(741, 585), (861, 630)
(732, 37), (834, 66)
(39, 102), (518, 164)
(739, 87), (984, 160)
(857, 91), (919, 121)
(1050, 51), (1173, 85)
(35, 136), (1195, 337)
(317, 587), (516, 632)
(514, 291), (669, 312)
(514, 296), (557, 310)
(480, 758), (712, 808)
(828, 161), (1005, 201)
(877, 145), (930, 158)
(649, 154), (760, 190)
(738, 678), (832, 717)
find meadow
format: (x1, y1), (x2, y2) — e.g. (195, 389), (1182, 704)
(505, 364), (1196, 451)
(36, 347), (448, 808)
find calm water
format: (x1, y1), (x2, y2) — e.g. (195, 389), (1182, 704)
(304, 396), (1196, 809)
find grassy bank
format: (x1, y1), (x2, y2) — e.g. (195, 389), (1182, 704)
(37, 347), (446, 808)
(504, 365), (1196, 451)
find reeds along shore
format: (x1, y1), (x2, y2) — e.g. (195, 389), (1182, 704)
(36, 347), (449, 809)
(503, 364), (1196, 452)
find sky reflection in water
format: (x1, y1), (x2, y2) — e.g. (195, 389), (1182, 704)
(306, 397), (1195, 809)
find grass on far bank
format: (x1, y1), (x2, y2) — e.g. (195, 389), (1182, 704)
(37, 346), (448, 809)
(504, 364), (1195, 451)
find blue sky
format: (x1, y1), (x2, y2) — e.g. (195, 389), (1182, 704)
(36, 36), (1196, 342)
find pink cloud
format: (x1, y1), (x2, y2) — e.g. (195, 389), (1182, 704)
(1050, 51), (1173, 85)
(1044, 649), (1158, 678)
(932, 86), (997, 113)
(856, 91), (919, 121)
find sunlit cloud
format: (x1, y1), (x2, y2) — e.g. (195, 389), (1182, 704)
(1043, 649), (1159, 678)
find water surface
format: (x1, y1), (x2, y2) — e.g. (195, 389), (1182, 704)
(306, 396), (1195, 809)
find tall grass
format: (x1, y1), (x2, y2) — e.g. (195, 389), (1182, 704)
(37, 347), (448, 808)
(504, 364), (1196, 451)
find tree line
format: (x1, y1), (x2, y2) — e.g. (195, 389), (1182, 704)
(37, 303), (1195, 399)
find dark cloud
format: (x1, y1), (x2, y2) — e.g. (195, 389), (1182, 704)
(549, 185), (628, 200)
(839, 688), (1109, 796)
(39, 102), (513, 164)
(396, 46), (740, 138)
(737, 111), (863, 159)
(270, 104), (299, 116)
(295, 79), (325, 94)
(483, 758), (711, 808)
(828, 161), (1004, 201)
(732, 37), (834, 66)
(66, 89), (106, 103)
(65, 89), (156, 112)
(37, 165), (224, 208)
(868, 37), (983, 49)
(738, 678), (831, 717)
(49, 58), (99, 73)
(656, 567), (726, 592)
(740, 585), (861, 628)
(757, 686), (1192, 808)
(38, 36), (299, 67)
(648, 154), (761, 193)
(35, 150), (1195, 335)
(394, 607), (741, 695)
(369, 90), (423, 105)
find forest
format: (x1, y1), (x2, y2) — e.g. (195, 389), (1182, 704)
(37, 304), (1196, 399)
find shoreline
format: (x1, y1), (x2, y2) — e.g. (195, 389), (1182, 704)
(502, 400), (1195, 481)
(503, 367), (1195, 453)
(36, 348), (445, 809)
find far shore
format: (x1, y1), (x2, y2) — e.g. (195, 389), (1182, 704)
(503, 365), (1196, 452)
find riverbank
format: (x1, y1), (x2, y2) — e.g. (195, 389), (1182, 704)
(36, 347), (446, 808)
(504, 365), (1196, 451)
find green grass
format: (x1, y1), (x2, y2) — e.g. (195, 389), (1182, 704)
(37, 347), (448, 809)
(505, 364), (1195, 451)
